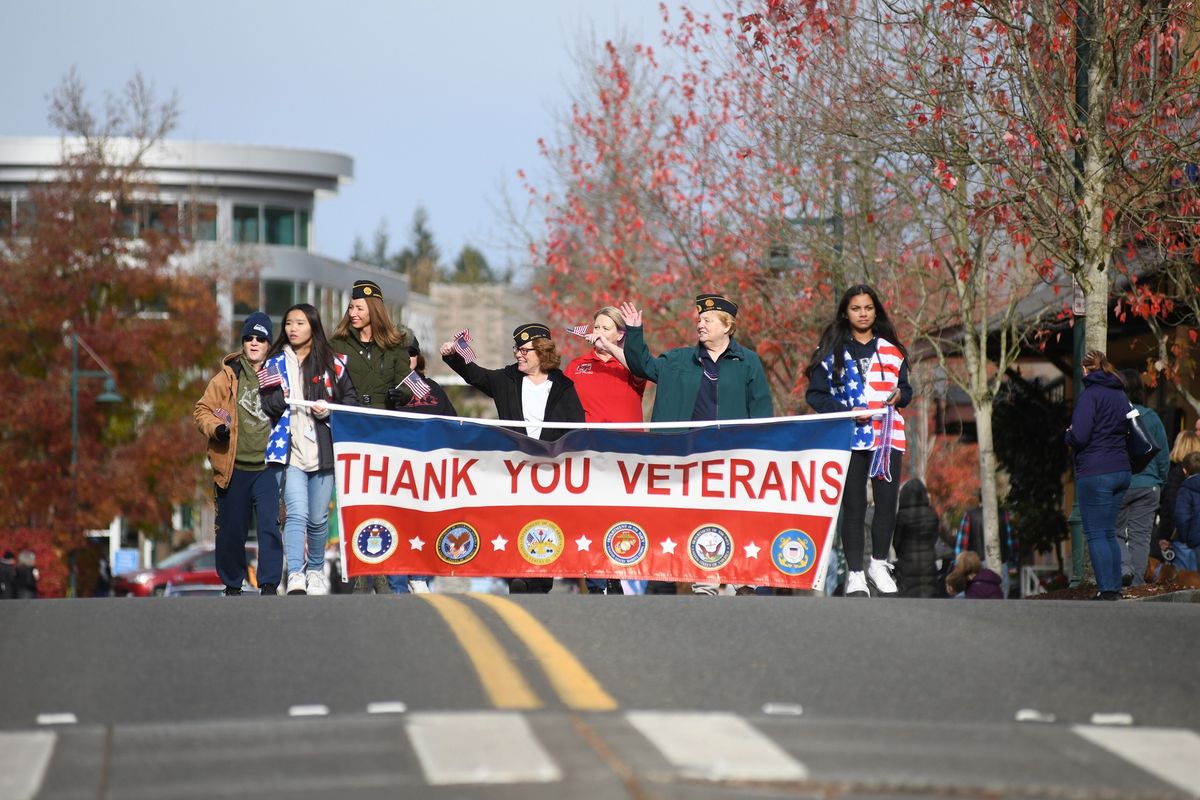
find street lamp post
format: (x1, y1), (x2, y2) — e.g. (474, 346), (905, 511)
(68, 330), (122, 596)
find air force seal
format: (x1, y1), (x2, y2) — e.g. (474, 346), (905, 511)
(688, 524), (733, 571)
(518, 519), (564, 566)
(771, 529), (816, 576)
(436, 523), (480, 565)
(604, 522), (648, 567)
(353, 519), (398, 564)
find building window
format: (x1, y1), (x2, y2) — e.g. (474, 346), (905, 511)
(232, 278), (259, 316)
(264, 280), (296, 317)
(299, 210), (310, 248)
(15, 200), (35, 232)
(0, 197), (12, 236)
(264, 207), (296, 246)
(233, 205), (260, 243)
(184, 202), (218, 241)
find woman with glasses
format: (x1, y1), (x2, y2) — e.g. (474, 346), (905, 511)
(805, 284), (911, 599)
(193, 311), (284, 596)
(440, 323), (585, 593)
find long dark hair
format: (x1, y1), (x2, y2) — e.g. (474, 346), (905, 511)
(266, 303), (346, 402)
(805, 284), (908, 379)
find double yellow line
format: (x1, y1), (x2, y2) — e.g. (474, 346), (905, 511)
(419, 593), (617, 711)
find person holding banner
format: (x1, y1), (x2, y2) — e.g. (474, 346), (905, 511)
(262, 304), (359, 596)
(566, 306), (646, 425)
(331, 279), (423, 594)
(193, 311), (284, 596)
(805, 284), (911, 598)
(620, 293), (774, 595)
(565, 307), (646, 594)
(440, 323), (585, 593)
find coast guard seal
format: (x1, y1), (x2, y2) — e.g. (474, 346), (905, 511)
(771, 529), (816, 576)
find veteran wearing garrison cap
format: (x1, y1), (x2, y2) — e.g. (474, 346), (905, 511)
(331, 279), (420, 411)
(620, 292), (772, 423)
(439, 322), (584, 594)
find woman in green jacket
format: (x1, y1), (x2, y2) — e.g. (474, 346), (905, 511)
(613, 293), (774, 595)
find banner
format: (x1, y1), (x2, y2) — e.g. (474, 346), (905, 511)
(332, 409), (855, 590)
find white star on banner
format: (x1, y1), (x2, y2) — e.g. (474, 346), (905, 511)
(575, 535), (592, 552)
(744, 542), (761, 559)
(409, 536), (425, 551)
(660, 538), (677, 555)
(491, 535), (508, 551)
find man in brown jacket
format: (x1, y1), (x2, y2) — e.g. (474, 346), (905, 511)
(193, 311), (283, 595)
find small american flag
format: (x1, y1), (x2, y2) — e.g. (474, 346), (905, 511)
(399, 370), (431, 400)
(257, 363), (283, 390)
(453, 329), (477, 363)
(565, 324), (591, 338)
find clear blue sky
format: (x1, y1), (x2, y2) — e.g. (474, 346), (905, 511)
(2, 0), (717, 275)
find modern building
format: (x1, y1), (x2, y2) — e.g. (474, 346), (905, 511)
(0, 136), (421, 342)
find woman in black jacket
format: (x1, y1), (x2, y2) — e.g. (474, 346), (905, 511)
(440, 323), (584, 442)
(893, 479), (940, 598)
(440, 323), (584, 593)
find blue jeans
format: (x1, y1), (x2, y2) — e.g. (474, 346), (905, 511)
(282, 466), (333, 576)
(1076, 470), (1130, 593)
(1171, 542), (1198, 572)
(386, 574), (432, 593)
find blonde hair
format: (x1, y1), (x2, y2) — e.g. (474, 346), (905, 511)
(1081, 350), (1120, 378)
(1170, 431), (1200, 463)
(700, 308), (737, 337)
(594, 306), (625, 333)
(333, 295), (407, 350)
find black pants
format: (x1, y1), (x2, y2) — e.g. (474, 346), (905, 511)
(215, 468), (283, 588)
(508, 577), (553, 593)
(841, 448), (903, 573)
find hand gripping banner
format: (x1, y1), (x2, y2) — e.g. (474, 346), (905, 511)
(330, 408), (855, 590)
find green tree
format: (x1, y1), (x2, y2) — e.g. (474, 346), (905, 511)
(448, 244), (497, 284)
(350, 218), (390, 268)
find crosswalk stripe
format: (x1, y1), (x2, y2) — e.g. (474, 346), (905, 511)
(627, 711), (807, 781)
(407, 711), (562, 785)
(0, 731), (56, 800)
(1073, 725), (1200, 798)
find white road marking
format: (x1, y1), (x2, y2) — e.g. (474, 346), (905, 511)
(1074, 725), (1200, 798)
(407, 712), (561, 785)
(1089, 712), (1134, 726)
(627, 711), (808, 781)
(762, 702), (804, 716)
(287, 704), (329, 717)
(366, 701), (408, 714)
(0, 731), (56, 800)
(1015, 708), (1056, 723)
(35, 713), (77, 725)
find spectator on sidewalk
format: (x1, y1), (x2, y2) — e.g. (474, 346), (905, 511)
(1153, 431), (1200, 567)
(956, 492), (1018, 596)
(945, 551), (1003, 599)
(1164, 452), (1200, 572)
(893, 478), (940, 597)
(15, 550), (39, 599)
(0, 550), (17, 599)
(1115, 369), (1170, 586)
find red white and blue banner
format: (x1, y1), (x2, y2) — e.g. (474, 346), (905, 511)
(329, 407), (855, 590)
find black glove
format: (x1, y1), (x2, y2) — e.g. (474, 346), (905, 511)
(386, 384), (413, 410)
(214, 424), (231, 443)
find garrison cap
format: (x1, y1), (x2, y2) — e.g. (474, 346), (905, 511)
(351, 279), (382, 300)
(512, 323), (551, 348)
(695, 293), (738, 317)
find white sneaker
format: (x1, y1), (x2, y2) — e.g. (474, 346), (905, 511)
(867, 558), (898, 595)
(286, 571), (307, 596)
(408, 579), (431, 594)
(306, 570), (329, 596)
(845, 571), (869, 597)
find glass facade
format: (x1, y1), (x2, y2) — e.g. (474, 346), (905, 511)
(185, 202), (218, 241)
(233, 205), (260, 243)
(232, 278), (260, 316)
(299, 210), (310, 247)
(265, 207), (295, 245)
(0, 196), (11, 236)
(264, 279), (297, 317)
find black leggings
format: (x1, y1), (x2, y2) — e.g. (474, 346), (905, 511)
(840, 448), (903, 572)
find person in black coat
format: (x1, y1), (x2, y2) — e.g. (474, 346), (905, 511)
(0, 550), (17, 599)
(440, 323), (584, 442)
(440, 323), (585, 593)
(893, 479), (940, 598)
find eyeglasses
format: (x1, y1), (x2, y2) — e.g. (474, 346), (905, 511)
(243, 335), (269, 344)
(513, 346), (536, 356)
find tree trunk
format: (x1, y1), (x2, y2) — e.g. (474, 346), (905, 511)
(974, 400), (1005, 574)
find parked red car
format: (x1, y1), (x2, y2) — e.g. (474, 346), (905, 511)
(112, 543), (258, 596)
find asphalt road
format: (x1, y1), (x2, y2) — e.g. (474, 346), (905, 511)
(2, 594), (1198, 799)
